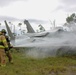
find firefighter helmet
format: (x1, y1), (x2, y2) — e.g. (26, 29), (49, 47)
(0, 31), (2, 35)
(1, 29), (6, 34)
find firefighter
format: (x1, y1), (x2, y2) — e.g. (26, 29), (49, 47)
(1, 29), (13, 64)
(0, 31), (9, 66)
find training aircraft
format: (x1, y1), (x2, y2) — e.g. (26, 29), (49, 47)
(4, 19), (69, 47)
(5, 20), (49, 38)
(4, 20), (76, 57)
(4, 20), (50, 46)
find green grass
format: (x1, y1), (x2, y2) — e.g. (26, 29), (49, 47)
(0, 50), (76, 75)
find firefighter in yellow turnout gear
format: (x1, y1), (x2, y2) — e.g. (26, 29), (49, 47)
(1, 29), (13, 64)
(0, 31), (9, 67)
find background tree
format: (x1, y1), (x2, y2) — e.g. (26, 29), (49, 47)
(64, 13), (76, 31)
(0, 23), (1, 27)
(38, 24), (45, 32)
(21, 30), (26, 35)
(18, 23), (22, 35)
(66, 13), (76, 23)
(18, 23), (22, 30)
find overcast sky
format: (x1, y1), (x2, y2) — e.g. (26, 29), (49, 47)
(0, 0), (76, 30)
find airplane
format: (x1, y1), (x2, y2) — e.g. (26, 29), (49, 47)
(5, 20), (49, 38)
(4, 20), (49, 47)
(4, 20), (76, 57)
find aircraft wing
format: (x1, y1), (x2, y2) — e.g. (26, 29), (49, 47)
(32, 32), (49, 37)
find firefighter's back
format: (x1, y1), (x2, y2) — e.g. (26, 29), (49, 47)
(0, 35), (8, 48)
(0, 31), (8, 67)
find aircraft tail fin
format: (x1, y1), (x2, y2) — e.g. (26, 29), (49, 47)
(24, 20), (35, 33)
(4, 20), (15, 40)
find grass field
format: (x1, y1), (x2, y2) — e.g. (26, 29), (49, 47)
(0, 49), (76, 75)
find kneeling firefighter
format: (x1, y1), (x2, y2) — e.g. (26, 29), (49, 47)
(0, 31), (9, 66)
(1, 29), (13, 64)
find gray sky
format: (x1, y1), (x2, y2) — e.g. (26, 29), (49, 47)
(56, 0), (76, 12)
(0, 0), (26, 7)
(0, 0), (76, 30)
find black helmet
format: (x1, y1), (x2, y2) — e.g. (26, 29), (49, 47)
(1, 29), (6, 34)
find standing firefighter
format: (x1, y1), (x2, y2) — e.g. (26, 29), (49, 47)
(0, 31), (9, 66)
(1, 29), (13, 64)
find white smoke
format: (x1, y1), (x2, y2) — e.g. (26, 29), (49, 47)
(14, 24), (76, 58)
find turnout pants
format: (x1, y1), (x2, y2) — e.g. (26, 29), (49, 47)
(6, 51), (12, 62)
(0, 49), (6, 65)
